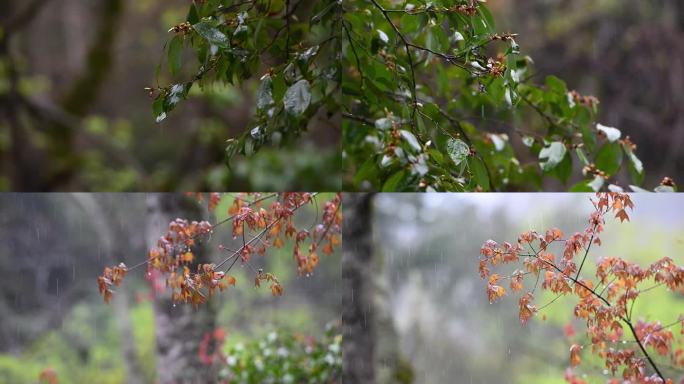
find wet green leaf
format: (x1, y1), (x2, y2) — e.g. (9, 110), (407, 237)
(256, 75), (274, 111)
(447, 138), (470, 166)
(168, 35), (183, 76)
(469, 156), (490, 191)
(193, 21), (229, 48)
(382, 170), (407, 192)
(595, 142), (622, 176)
(596, 123), (621, 142)
(283, 80), (311, 116)
(539, 142), (566, 171)
(400, 130), (422, 152)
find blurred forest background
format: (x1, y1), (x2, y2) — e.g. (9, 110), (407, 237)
(344, 193), (684, 384)
(490, 0), (684, 188)
(0, 193), (341, 383)
(0, 1), (340, 191)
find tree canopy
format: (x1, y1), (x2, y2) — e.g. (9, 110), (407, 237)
(341, 0), (678, 192)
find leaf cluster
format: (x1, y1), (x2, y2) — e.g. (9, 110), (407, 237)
(153, 0), (341, 165)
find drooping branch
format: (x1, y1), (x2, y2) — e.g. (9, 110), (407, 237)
(98, 193), (342, 308)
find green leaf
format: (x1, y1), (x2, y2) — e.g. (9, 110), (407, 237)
(186, 3), (199, 25)
(468, 157), (490, 191)
(626, 149), (643, 174)
(595, 142), (622, 176)
(476, 6), (495, 34)
(629, 185), (651, 193)
(353, 158), (379, 188)
(225, 139), (240, 160)
(622, 144), (644, 186)
(376, 29), (389, 44)
(271, 72), (286, 103)
(545, 75), (567, 95)
(570, 180), (595, 192)
(374, 117), (395, 130)
(552, 151), (572, 184)
(256, 75), (274, 111)
(587, 175), (605, 192)
(152, 97), (164, 118)
(244, 137), (255, 156)
(596, 123), (621, 142)
(490, 134), (505, 151)
(283, 80), (311, 116)
(400, 130), (421, 152)
(382, 170), (406, 192)
(575, 147), (590, 165)
(539, 142), (567, 171)
(311, 1), (337, 24)
(654, 185), (676, 193)
(446, 138), (470, 166)
(193, 21), (229, 48)
(168, 35), (183, 76)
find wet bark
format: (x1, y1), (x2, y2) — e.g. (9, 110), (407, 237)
(342, 193), (376, 384)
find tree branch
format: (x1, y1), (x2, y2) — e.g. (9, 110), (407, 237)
(368, 0), (418, 124)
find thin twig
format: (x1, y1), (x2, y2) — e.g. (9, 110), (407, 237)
(368, 0), (418, 124)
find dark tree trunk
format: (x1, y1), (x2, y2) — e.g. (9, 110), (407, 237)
(146, 194), (218, 384)
(342, 193), (376, 384)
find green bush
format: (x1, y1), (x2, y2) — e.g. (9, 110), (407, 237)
(218, 323), (342, 384)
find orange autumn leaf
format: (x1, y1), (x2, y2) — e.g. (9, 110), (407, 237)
(615, 209), (630, 222)
(518, 292), (536, 325)
(487, 283), (505, 303)
(574, 279), (594, 299)
(270, 282), (284, 296)
(569, 344), (582, 367)
(488, 273), (500, 285)
(510, 270), (523, 292)
(181, 251), (194, 263)
(39, 368), (59, 384)
(273, 237), (284, 248)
